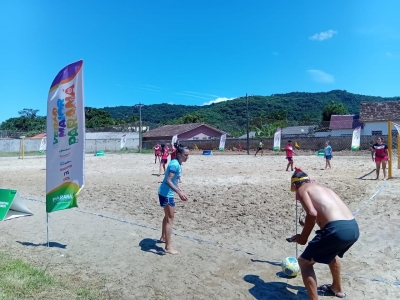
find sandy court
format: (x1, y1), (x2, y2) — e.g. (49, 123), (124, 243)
(0, 152), (399, 299)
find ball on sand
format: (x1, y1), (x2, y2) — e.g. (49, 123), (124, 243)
(281, 257), (300, 277)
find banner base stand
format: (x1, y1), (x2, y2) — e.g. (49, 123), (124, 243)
(94, 151), (105, 156)
(0, 189), (33, 221)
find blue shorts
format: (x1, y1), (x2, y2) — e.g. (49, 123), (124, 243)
(287, 157), (293, 161)
(301, 219), (359, 264)
(158, 194), (175, 207)
(325, 155), (332, 160)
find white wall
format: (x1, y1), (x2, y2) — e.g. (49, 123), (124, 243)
(329, 129), (356, 136)
(314, 132), (331, 137)
(0, 132), (140, 153)
(86, 132), (139, 140)
(363, 121), (400, 135)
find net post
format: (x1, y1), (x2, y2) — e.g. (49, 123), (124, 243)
(388, 121), (392, 179)
(295, 200), (298, 258)
(398, 133), (400, 170)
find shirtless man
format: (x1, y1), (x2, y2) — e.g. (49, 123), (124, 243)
(289, 168), (359, 299)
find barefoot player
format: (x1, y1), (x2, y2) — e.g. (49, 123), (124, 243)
(371, 137), (389, 180)
(158, 144), (190, 255)
(289, 168), (359, 300)
(285, 140), (297, 171)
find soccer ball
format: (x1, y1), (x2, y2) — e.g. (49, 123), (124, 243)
(281, 257), (300, 277)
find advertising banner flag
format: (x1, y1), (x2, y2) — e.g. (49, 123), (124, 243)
(351, 126), (361, 150)
(39, 135), (47, 154)
(120, 134), (127, 150)
(273, 129), (281, 151)
(171, 134), (178, 145)
(219, 133), (227, 151)
(46, 60), (85, 213)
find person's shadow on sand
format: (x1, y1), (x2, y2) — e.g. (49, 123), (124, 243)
(244, 274), (310, 299)
(139, 238), (165, 255)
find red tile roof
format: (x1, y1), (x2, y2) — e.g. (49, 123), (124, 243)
(329, 115), (361, 129)
(31, 133), (47, 139)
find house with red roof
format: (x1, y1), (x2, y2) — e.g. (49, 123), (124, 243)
(328, 115), (362, 137)
(142, 123), (224, 141)
(314, 115), (362, 137)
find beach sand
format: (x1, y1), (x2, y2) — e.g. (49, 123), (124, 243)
(0, 152), (399, 299)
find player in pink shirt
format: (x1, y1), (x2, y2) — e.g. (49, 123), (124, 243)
(285, 140), (297, 171)
(158, 144), (170, 176)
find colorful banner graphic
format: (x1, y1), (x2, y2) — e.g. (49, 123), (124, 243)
(46, 60), (85, 213)
(351, 126), (361, 150)
(0, 189), (33, 221)
(273, 129), (281, 151)
(120, 134), (127, 150)
(39, 136), (46, 154)
(219, 133), (227, 151)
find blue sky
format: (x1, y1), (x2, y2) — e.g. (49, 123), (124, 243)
(1, 1), (400, 123)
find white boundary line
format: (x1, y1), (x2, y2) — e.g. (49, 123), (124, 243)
(353, 181), (387, 216)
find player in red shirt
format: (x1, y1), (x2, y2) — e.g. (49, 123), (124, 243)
(285, 140), (297, 171)
(158, 144), (170, 176)
(371, 137), (389, 180)
(153, 143), (161, 164)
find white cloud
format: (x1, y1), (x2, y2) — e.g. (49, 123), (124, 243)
(176, 91), (220, 100)
(202, 97), (235, 106)
(307, 70), (335, 83)
(309, 30), (337, 41)
(386, 52), (400, 59)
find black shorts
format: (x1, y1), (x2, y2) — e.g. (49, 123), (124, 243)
(258, 147), (263, 151)
(301, 219), (359, 264)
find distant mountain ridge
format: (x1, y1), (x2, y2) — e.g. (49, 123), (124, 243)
(102, 90), (399, 133)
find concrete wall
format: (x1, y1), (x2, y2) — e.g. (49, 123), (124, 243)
(0, 133), (140, 153)
(0, 139), (43, 153)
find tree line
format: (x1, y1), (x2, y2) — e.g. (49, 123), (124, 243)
(1, 90), (398, 137)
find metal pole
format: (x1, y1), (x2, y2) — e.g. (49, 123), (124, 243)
(295, 200), (298, 258)
(135, 103), (144, 153)
(47, 213), (49, 247)
(139, 105), (142, 153)
(398, 133), (400, 170)
(246, 93), (250, 155)
(388, 121), (392, 179)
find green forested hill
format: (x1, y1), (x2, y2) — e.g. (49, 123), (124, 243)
(103, 90), (399, 134)
(2, 90), (398, 138)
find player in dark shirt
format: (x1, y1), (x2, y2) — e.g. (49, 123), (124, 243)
(371, 137), (389, 180)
